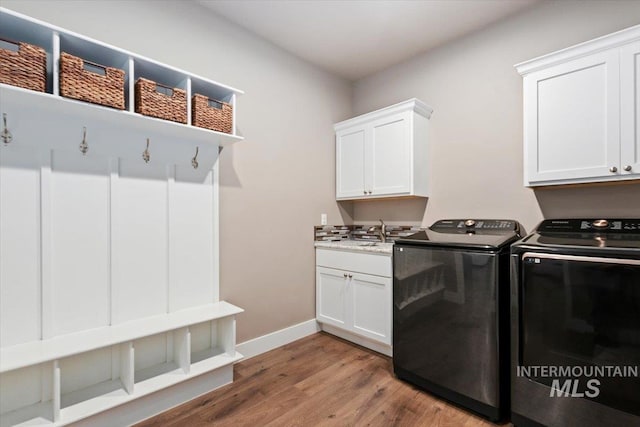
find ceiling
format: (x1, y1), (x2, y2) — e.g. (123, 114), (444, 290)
(198, 0), (542, 81)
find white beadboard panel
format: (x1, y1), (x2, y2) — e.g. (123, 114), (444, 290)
(112, 160), (168, 324)
(0, 146), (41, 348)
(169, 167), (214, 312)
(59, 348), (112, 401)
(50, 151), (110, 337)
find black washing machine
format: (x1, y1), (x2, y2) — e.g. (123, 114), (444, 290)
(511, 219), (640, 427)
(393, 219), (523, 422)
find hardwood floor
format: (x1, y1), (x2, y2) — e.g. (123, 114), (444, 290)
(136, 332), (505, 427)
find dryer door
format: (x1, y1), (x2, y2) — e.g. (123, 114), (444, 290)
(519, 252), (640, 417)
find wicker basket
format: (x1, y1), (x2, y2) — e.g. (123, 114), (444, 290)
(192, 94), (232, 134)
(0, 38), (46, 92)
(135, 78), (187, 124)
(59, 52), (125, 109)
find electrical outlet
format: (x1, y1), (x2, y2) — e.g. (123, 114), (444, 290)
(321, 213), (327, 225)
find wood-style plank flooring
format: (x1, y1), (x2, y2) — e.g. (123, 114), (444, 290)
(136, 332), (505, 427)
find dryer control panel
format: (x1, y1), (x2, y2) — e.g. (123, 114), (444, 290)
(538, 219), (640, 233)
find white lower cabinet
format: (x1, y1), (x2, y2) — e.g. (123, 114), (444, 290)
(316, 249), (392, 355)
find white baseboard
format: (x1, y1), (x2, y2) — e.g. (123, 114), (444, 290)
(236, 318), (320, 360)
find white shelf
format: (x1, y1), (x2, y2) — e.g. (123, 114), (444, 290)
(0, 6), (244, 160)
(0, 402), (53, 427)
(60, 379), (128, 411)
(134, 362), (181, 384)
(0, 85), (243, 158)
(59, 351), (242, 426)
(0, 301), (243, 374)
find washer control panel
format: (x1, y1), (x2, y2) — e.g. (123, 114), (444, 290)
(431, 219), (518, 231)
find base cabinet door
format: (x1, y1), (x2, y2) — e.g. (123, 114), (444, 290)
(351, 272), (391, 345)
(316, 267), (348, 328)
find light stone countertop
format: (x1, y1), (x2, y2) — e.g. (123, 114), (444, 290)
(314, 240), (394, 254)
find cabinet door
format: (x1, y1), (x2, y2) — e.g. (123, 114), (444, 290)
(524, 50), (620, 185)
(350, 272), (391, 345)
(336, 127), (366, 199)
(621, 41), (640, 177)
(316, 267), (347, 328)
(368, 112), (411, 196)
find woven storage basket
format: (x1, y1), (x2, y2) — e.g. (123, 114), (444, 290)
(59, 52), (125, 109)
(192, 94), (232, 134)
(0, 38), (46, 92)
(135, 78), (187, 124)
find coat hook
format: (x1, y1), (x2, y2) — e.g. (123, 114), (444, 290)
(79, 127), (89, 155)
(142, 138), (150, 163)
(1, 113), (13, 145)
(191, 146), (199, 169)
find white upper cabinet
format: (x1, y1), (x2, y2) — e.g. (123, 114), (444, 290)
(621, 41), (640, 176)
(516, 25), (640, 187)
(335, 99), (432, 200)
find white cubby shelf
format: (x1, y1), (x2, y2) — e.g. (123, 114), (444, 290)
(0, 302), (243, 427)
(0, 7), (243, 162)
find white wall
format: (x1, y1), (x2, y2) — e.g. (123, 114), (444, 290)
(2, 0), (353, 342)
(352, 0), (640, 232)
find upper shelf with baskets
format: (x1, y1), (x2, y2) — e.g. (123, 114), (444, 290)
(0, 7), (243, 148)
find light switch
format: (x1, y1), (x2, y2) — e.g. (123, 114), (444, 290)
(321, 213), (327, 225)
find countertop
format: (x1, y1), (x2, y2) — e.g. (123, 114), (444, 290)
(314, 240), (393, 254)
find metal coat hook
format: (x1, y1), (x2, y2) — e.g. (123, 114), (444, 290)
(142, 138), (150, 163)
(1, 113), (13, 145)
(79, 127), (89, 155)
(191, 146), (199, 169)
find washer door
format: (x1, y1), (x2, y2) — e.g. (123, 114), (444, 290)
(393, 245), (502, 407)
(520, 252), (640, 417)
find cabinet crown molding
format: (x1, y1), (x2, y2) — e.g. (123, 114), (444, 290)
(334, 98), (433, 131)
(515, 24), (640, 76)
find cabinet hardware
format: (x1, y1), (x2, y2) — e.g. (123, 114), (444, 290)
(79, 127), (88, 155)
(363, 190), (366, 195)
(191, 146), (199, 169)
(624, 165), (632, 172)
(1, 113), (12, 144)
(348, 274), (353, 279)
(609, 166), (618, 173)
(142, 138), (150, 163)
(343, 273), (347, 278)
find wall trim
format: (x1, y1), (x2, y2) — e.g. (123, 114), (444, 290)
(236, 319), (320, 360)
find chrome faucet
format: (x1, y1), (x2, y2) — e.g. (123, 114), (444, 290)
(378, 219), (387, 243)
(367, 219), (387, 242)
